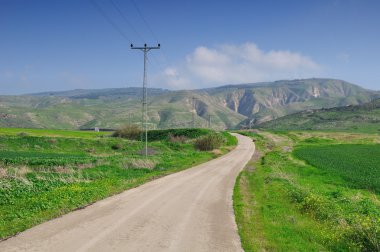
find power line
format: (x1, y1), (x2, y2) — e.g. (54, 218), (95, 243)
(109, 0), (145, 44)
(108, 0), (168, 76)
(130, 0), (159, 43)
(90, 0), (132, 43)
(130, 0), (170, 71)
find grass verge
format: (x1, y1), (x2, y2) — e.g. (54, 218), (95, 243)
(234, 130), (380, 251)
(0, 128), (237, 240)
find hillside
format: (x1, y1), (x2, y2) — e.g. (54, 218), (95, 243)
(256, 98), (380, 133)
(208, 78), (378, 125)
(0, 78), (378, 130)
(0, 90), (245, 130)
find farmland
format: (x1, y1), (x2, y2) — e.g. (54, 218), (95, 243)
(0, 151), (95, 166)
(234, 131), (380, 251)
(294, 144), (380, 193)
(0, 127), (236, 239)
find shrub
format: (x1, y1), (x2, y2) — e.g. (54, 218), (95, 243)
(111, 144), (122, 150)
(147, 128), (212, 141)
(47, 138), (57, 144)
(168, 134), (187, 143)
(194, 133), (225, 151)
(112, 124), (141, 140)
(17, 132), (28, 137)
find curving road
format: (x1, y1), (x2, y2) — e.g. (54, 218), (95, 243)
(0, 134), (254, 252)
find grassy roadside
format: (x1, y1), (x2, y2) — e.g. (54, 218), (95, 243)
(234, 130), (380, 251)
(0, 128), (237, 240)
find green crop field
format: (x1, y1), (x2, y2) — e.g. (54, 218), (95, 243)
(0, 151), (95, 166)
(234, 131), (380, 251)
(0, 127), (236, 239)
(0, 127), (110, 138)
(294, 144), (380, 193)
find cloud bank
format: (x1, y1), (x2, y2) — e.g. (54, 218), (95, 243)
(156, 42), (321, 89)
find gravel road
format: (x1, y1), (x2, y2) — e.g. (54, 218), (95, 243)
(0, 133), (254, 252)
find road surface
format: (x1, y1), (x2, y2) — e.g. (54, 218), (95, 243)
(0, 134), (254, 252)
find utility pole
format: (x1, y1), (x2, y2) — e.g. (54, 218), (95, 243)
(192, 97), (196, 128)
(128, 112), (132, 123)
(131, 43), (160, 157)
(208, 115), (212, 129)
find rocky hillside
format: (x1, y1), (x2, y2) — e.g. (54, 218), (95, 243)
(0, 90), (245, 130)
(255, 98), (380, 133)
(202, 78), (378, 125)
(0, 78), (378, 130)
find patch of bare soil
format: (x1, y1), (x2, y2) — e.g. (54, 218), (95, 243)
(244, 150), (262, 172)
(211, 149), (222, 156)
(124, 158), (157, 170)
(0, 168), (7, 178)
(136, 147), (157, 156)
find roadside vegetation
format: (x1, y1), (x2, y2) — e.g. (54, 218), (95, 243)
(234, 130), (380, 251)
(0, 127), (236, 240)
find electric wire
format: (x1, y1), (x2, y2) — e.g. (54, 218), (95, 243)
(129, 0), (170, 73)
(91, 0), (168, 78)
(109, 0), (145, 44)
(130, 0), (159, 43)
(109, 0), (167, 74)
(90, 0), (132, 43)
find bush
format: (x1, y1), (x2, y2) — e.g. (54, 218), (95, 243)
(17, 132), (28, 137)
(111, 143), (122, 150)
(168, 134), (187, 143)
(112, 124), (141, 140)
(147, 128), (212, 141)
(194, 133), (225, 151)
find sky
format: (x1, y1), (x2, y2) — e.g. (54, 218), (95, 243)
(1, 0), (379, 95)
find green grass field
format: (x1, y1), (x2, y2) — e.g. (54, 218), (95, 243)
(0, 127), (110, 138)
(0, 127), (236, 239)
(0, 151), (95, 166)
(294, 144), (380, 193)
(234, 131), (380, 251)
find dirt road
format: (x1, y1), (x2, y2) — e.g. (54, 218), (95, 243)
(0, 134), (254, 252)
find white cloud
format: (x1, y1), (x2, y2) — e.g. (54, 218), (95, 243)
(156, 42), (322, 89)
(155, 67), (190, 89)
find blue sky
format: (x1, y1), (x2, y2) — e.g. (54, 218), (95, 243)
(0, 0), (379, 94)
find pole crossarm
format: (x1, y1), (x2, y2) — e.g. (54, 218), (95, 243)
(131, 44), (160, 50)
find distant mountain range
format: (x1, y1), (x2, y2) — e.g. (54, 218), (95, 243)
(0, 78), (378, 130)
(255, 98), (380, 133)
